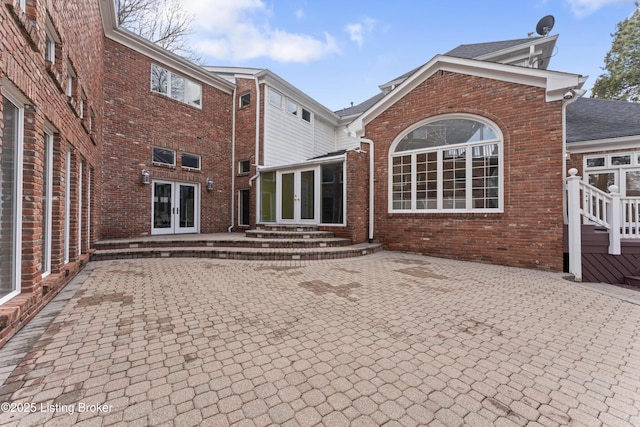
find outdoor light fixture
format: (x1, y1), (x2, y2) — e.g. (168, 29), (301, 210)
(141, 169), (150, 185)
(206, 178), (214, 192)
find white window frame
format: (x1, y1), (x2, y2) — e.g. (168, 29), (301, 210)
(584, 151), (640, 197)
(286, 98), (298, 116)
(268, 88), (283, 108)
(78, 160), (83, 255)
(153, 147), (176, 166)
(44, 16), (59, 64)
(150, 64), (202, 108)
(181, 152), (201, 170)
(0, 91), (24, 305)
(239, 92), (251, 108)
(388, 114), (503, 213)
(42, 128), (54, 277)
(18, 0), (26, 10)
(238, 159), (251, 174)
(64, 149), (71, 263)
(301, 107), (312, 123)
(66, 63), (76, 98)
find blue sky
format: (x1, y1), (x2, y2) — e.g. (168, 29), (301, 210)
(180, 0), (638, 111)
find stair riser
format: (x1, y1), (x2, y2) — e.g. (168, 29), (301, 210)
(245, 231), (335, 239)
(91, 247), (382, 262)
(256, 225), (320, 232)
(94, 240), (349, 250)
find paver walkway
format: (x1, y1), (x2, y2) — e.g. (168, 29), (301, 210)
(0, 252), (638, 426)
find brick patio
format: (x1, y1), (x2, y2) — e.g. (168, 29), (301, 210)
(0, 252), (638, 426)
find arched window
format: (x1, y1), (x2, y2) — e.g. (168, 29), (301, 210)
(389, 115), (502, 212)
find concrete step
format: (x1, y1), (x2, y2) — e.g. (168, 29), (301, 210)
(245, 229), (335, 239)
(91, 242), (383, 262)
(94, 235), (351, 250)
(624, 276), (640, 287)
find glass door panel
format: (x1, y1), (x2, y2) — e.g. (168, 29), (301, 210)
(153, 182), (173, 234)
(153, 181), (198, 234)
(300, 170), (315, 220)
(281, 172), (295, 221)
(260, 172), (276, 222)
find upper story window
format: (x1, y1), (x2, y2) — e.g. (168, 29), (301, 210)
(239, 93), (251, 108)
(302, 108), (312, 123)
(286, 98), (298, 116)
(153, 147), (175, 166)
(269, 88), (283, 107)
(181, 152), (200, 170)
(151, 64), (202, 108)
(390, 115), (502, 212)
(238, 159), (251, 174)
(44, 16), (59, 64)
(66, 63), (76, 98)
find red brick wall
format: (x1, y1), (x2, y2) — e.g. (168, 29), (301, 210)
(365, 71), (565, 271)
(101, 39), (234, 238)
(0, 0), (103, 347)
(233, 77), (259, 230)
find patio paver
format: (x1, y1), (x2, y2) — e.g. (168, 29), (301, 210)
(0, 251), (638, 426)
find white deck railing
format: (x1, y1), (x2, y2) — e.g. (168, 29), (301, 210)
(566, 168), (640, 281)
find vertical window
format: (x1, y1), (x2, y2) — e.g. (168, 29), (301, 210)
(66, 63), (76, 98)
(44, 16), (59, 64)
(239, 189), (250, 226)
(64, 150), (71, 263)
(260, 172), (276, 222)
(239, 93), (251, 108)
(269, 89), (283, 108)
(79, 90), (86, 119)
(286, 98), (298, 115)
(302, 108), (312, 123)
(151, 64), (168, 95)
(42, 131), (54, 277)
(321, 163), (344, 224)
(0, 94), (23, 304)
(78, 160), (83, 255)
(390, 117), (502, 212)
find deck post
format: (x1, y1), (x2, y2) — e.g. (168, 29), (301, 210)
(608, 185), (621, 255)
(566, 169), (582, 281)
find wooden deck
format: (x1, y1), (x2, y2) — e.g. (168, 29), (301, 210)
(565, 225), (640, 284)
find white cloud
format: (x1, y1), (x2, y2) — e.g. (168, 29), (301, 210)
(180, 0), (339, 63)
(345, 23), (364, 47)
(344, 17), (378, 47)
(565, 0), (634, 16)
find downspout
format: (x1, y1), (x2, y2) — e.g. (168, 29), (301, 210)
(562, 89), (585, 224)
(228, 87), (237, 232)
(248, 75), (261, 188)
(357, 137), (375, 243)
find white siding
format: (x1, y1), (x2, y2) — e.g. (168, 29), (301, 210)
(313, 118), (335, 158)
(336, 127), (360, 151)
(263, 87), (339, 166)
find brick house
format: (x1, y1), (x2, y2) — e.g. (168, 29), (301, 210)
(1, 0), (639, 347)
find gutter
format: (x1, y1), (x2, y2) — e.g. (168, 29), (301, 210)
(562, 88), (586, 224)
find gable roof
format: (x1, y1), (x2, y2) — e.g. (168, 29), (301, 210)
(567, 98), (640, 143)
(445, 37), (543, 59)
(347, 55), (586, 136)
(340, 36), (560, 117)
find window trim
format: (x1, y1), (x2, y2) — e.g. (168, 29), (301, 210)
(0, 90), (24, 305)
(238, 159), (251, 175)
(286, 98), (298, 116)
(388, 114), (504, 213)
(44, 15), (59, 64)
(239, 92), (251, 108)
(181, 152), (201, 170)
(301, 108), (312, 123)
(42, 128), (54, 277)
(150, 64), (202, 109)
(153, 147), (176, 167)
(268, 88), (283, 108)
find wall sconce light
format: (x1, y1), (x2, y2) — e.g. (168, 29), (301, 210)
(206, 178), (214, 192)
(141, 169), (150, 185)
(564, 151), (571, 160)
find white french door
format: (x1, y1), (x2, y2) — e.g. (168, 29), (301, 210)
(152, 180), (199, 234)
(278, 168), (317, 224)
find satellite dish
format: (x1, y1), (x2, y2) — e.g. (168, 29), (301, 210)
(536, 15), (555, 36)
